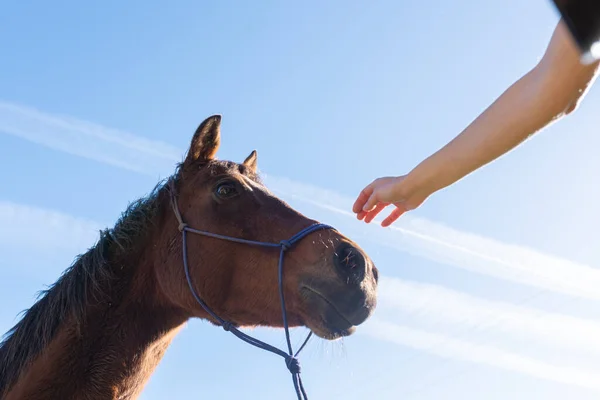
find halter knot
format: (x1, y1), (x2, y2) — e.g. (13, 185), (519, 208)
(221, 321), (232, 331)
(285, 356), (301, 374)
(280, 240), (292, 251)
(178, 222), (188, 232)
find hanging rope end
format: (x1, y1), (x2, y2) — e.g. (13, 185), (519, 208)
(286, 356), (301, 374)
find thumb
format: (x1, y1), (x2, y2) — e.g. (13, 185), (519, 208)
(362, 192), (381, 212)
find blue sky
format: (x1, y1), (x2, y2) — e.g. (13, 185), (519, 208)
(1, 0), (600, 399)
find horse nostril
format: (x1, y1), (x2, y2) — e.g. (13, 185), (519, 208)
(333, 243), (367, 285)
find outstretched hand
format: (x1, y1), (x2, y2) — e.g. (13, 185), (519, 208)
(352, 176), (428, 227)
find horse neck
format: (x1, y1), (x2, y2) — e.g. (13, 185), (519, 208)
(4, 238), (189, 400)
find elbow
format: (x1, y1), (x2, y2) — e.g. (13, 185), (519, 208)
(560, 79), (587, 115)
(533, 69), (586, 120)
(533, 62), (598, 118)
(529, 20), (600, 119)
(557, 88), (586, 117)
(563, 95), (584, 115)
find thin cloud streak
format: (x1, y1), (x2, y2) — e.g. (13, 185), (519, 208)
(0, 200), (101, 254)
(2, 100), (600, 300)
(378, 277), (600, 354)
(362, 319), (600, 392)
(0, 101), (180, 176)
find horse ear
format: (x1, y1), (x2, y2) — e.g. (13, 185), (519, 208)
(185, 115), (221, 165)
(242, 150), (258, 172)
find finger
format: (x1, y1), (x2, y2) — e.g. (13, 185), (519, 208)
(356, 210), (367, 220)
(363, 203), (389, 223)
(352, 185), (375, 213)
(381, 207), (406, 227)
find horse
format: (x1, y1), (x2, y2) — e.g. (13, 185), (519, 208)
(0, 115), (379, 400)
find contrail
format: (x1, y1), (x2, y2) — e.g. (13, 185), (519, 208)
(0, 200), (101, 254)
(376, 277), (600, 354)
(362, 319), (600, 392)
(0, 101), (180, 176)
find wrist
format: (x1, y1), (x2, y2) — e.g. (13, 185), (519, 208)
(401, 163), (439, 199)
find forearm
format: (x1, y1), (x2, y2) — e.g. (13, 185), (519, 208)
(404, 68), (564, 195)
(402, 21), (599, 198)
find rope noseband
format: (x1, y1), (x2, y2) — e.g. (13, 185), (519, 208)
(168, 180), (334, 400)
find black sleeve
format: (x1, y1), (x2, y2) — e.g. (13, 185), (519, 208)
(551, 0), (600, 62)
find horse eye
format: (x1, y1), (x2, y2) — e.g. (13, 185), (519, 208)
(215, 182), (238, 198)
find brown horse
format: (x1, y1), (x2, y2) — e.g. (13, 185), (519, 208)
(0, 115), (379, 400)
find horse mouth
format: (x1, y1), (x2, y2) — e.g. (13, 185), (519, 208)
(300, 286), (360, 340)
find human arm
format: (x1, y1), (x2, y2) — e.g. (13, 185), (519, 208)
(353, 19), (600, 227)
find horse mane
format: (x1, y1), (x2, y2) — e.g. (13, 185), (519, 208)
(0, 176), (172, 395)
(0, 159), (262, 395)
